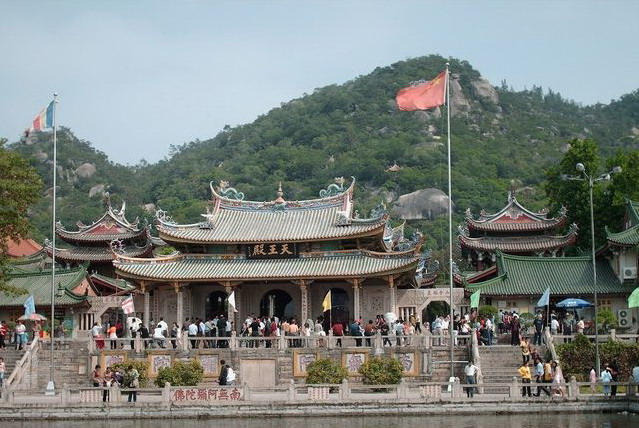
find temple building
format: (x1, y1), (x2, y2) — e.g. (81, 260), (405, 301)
(605, 198), (639, 284)
(459, 190), (578, 270)
(113, 178), (441, 329)
(45, 198), (152, 276)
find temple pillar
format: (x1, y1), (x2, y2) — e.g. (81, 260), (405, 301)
(224, 282), (234, 330)
(174, 282), (184, 329)
(388, 276), (397, 317)
(298, 280), (308, 323)
(352, 279), (361, 320)
(143, 287), (150, 328)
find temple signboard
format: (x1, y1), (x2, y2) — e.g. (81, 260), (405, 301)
(245, 243), (298, 259)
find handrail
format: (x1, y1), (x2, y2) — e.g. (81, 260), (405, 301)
(6, 336), (40, 388)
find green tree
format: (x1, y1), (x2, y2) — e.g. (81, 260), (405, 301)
(358, 357), (404, 385)
(0, 138), (42, 289)
(544, 139), (616, 251)
(306, 358), (348, 384)
(155, 360), (204, 387)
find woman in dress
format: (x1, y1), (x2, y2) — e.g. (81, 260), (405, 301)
(551, 360), (566, 397)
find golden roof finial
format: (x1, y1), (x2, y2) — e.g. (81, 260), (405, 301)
(274, 181), (286, 204)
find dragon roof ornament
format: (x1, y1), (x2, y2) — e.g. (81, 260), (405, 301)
(319, 177), (346, 198)
(214, 180), (245, 201)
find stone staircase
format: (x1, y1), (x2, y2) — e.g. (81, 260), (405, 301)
(477, 345), (547, 393)
(1, 347), (25, 382)
(31, 341), (91, 390)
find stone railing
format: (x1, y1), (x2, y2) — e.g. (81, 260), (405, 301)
(2, 377), (637, 406)
(5, 336), (40, 389)
(86, 331), (473, 354)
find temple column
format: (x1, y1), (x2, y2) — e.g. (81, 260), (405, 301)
(174, 282), (183, 329)
(224, 282), (234, 331)
(142, 283), (150, 328)
(388, 276), (397, 317)
(352, 279), (361, 320)
(298, 280), (308, 323)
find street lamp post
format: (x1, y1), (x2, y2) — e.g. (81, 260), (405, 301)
(563, 163), (621, 375)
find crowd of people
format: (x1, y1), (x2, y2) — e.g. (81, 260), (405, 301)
(91, 364), (139, 402)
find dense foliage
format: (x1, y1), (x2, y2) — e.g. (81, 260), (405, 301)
(0, 138), (42, 291)
(155, 360), (204, 387)
(5, 55), (639, 277)
(358, 357), (404, 385)
(305, 358), (348, 384)
(556, 334), (639, 381)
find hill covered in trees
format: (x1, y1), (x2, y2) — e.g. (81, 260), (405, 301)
(8, 54), (639, 269)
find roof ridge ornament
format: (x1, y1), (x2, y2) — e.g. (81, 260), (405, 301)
(217, 180), (245, 201)
(319, 177), (346, 198)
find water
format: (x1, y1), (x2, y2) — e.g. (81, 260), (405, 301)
(2, 413), (637, 428)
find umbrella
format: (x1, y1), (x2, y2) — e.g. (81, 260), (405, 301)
(555, 298), (593, 308)
(18, 313), (48, 321)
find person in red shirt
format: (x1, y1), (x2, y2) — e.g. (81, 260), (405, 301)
(331, 322), (344, 347)
(0, 320), (7, 349)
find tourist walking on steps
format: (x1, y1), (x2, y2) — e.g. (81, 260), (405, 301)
(464, 360), (478, 398)
(589, 366), (598, 394)
(510, 314), (521, 346)
(0, 357), (5, 388)
(533, 313), (544, 345)
(519, 362), (532, 397)
(520, 337), (531, 364)
(533, 357), (549, 396)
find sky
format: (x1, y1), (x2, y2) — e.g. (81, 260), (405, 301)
(1, 0), (638, 165)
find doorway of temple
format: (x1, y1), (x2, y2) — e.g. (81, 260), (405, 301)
(423, 301), (450, 332)
(206, 291), (228, 319)
(322, 288), (350, 330)
(259, 290), (294, 320)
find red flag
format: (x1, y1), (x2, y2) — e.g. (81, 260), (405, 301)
(396, 70), (447, 111)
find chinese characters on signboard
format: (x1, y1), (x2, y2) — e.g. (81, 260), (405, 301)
(172, 387), (243, 403)
(245, 243), (298, 259)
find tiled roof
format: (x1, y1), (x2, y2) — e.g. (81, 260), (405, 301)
(459, 231), (577, 253)
(89, 273), (136, 291)
(6, 238), (43, 257)
(606, 225), (639, 247)
(114, 250), (419, 282)
(45, 242), (152, 262)
(606, 200), (639, 247)
(157, 207), (385, 243)
(156, 179), (386, 244)
(0, 267), (90, 307)
(55, 203), (145, 243)
(466, 192), (567, 233)
(465, 253), (628, 296)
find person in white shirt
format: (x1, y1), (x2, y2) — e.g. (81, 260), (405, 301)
(153, 324), (166, 348)
(550, 317), (559, 335)
(464, 361), (479, 397)
(188, 321), (198, 349)
(157, 317), (169, 337)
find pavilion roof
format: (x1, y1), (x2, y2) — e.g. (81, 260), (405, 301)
(0, 266), (90, 308)
(156, 178), (387, 244)
(55, 201), (147, 243)
(89, 272), (136, 292)
(113, 249), (419, 282)
(465, 191), (568, 233)
(464, 252), (628, 296)
(44, 241), (153, 262)
(606, 199), (639, 247)
(459, 227), (578, 253)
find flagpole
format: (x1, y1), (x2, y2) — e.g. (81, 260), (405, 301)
(445, 63), (455, 379)
(46, 93), (58, 395)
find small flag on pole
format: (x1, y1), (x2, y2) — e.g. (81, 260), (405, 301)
(537, 287), (551, 307)
(470, 289), (481, 308)
(322, 290), (332, 312)
(29, 101), (55, 133)
(396, 70), (447, 111)
(23, 295), (36, 316)
(121, 295), (135, 314)
(228, 291), (238, 313)
(628, 287), (639, 308)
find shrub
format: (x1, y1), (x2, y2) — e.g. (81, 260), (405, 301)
(597, 308), (618, 332)
(155, 360), (203, 387)
(111, 360), (150, 387)
(306, 358), (348, 384)
(479, 305), (498, 320)
(358, 357), (403, 385)
(518, 312), (535, 328)
(556, 334), (639, 381)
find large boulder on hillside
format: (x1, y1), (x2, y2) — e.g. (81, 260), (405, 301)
(75, 162), (97, 178)
(471, 77), (499, 103)
(392, 188), (453, 220)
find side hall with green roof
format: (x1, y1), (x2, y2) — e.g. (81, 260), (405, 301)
(464, 252), (633, 317)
